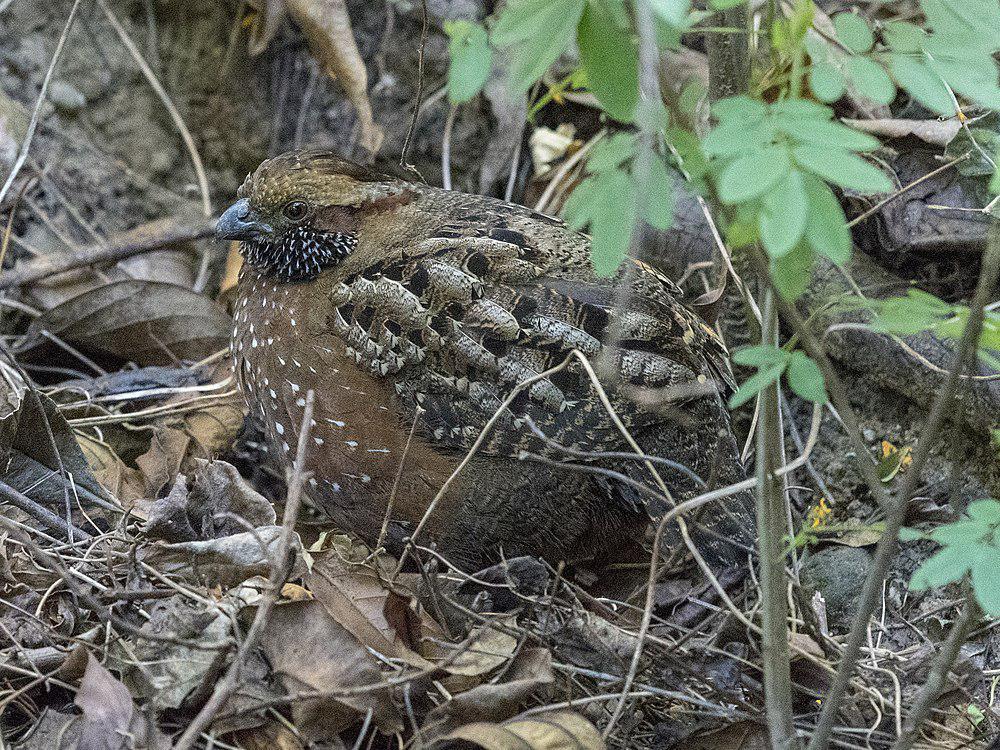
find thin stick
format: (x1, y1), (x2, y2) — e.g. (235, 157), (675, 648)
(0, 0), (82, 207)
(399, 0), (429, 173)
(0, 216), (216, 290)
(94, 0), (213, 293)
(173, 390), (315, 750)
(376, 405), (423, 552)
(0, 481), (91, 542)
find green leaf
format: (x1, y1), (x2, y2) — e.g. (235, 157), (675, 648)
(847, 56), (897, 105)
(929, 520), (993, 545)
(869, 289), (955, 335)
(971, 546), (1000, 615)
(910, 544), (974, 590)
(728, 362), (787, 409)
(898, 527), (926, 542)
(793, 145), (892, 193)
(649, 0), (690, 26)
(770, 242), (815, 301)
(712, 95), (767, 123)
(577, 1), (640, 122)
(786, 350), (827, 403)
(884, 21), (925, 53)
(562, 175), (601, 230)
(709, 0), (746, 8)
(444, 21), (493, 104)
(588, 132), (638, 172)
(718, 146), (791, 204)
(491, 0), (585, 92)
(702, 119), (775, 157)
(641, 154), (676, 230)
(889, 54), (956, 117)
(802, 174), (852, 264)
(809, 62), (846, 103)
(777, 118), (882, 152)
(732, 344), (788, 367)
(587, 169), (637, 277)
(760, 168), (808, 257)
(967, 499), (1000, 523)
(769, 98), (832, 120)
(833, 13), (875, 53)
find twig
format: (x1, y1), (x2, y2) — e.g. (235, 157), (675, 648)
(376, 405), (423, 552)
(891, 598), (981, 750)
(441, 104), (458, 191)
(0, 0), (82, 207)
(805, 225), (1000, 750)
(845, 152), (971, 229)
(172, 390), (315, 750)
(0, 216), (216, 290)
(399, 0), (429, 174)
(0, 480), (91, 543)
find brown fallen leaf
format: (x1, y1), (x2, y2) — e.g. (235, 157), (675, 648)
(842, 117), (962, 147)
(17, 280), (231, 366)
(260, 599), (403, 741)
(305, 551), (435, 669)
(425, 647), (554, 737)
(438, 709), (605, 750)
(674, 721), (769, 750)
(441, 616), (518, 679)
(75, 651), (170, 750)
(248, 0), (383, 154)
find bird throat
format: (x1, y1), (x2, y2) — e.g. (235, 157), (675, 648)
(241, 225), (357, 282)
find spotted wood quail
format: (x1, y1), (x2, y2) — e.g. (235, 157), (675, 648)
(217, 150), (753, 571)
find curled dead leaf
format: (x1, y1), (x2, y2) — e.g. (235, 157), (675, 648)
(248, 0), (383, 153)
(438, 709), (605, 750)
(18, 280), (231, 366)
(260, 599), (403, 741)
(306, 552), (435, 669)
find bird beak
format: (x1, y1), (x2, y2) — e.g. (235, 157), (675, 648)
(215, 198), (273, 241)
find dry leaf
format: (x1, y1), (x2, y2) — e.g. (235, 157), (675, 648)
(843, 117), (962, 148)
(17, 280), (231, 366)
(306, 552), (434, 669)
(426, 647), (554, 737)
(674, 721), (769, 750)
(439, 709), (605, 750)
(252, 0), (383, 153)
(75, 651), (169, 749)
(260, 599), (403, 741)
(114, 594), (238, 711)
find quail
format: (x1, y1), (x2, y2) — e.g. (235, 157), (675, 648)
(217, 149), (753, 571)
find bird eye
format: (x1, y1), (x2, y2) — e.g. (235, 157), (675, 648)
(282, 200), (309, 221)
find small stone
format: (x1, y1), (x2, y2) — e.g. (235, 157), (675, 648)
(48, 80), (86, 114)
(862, 428), (876, 442)
(800, 545), (874, 633)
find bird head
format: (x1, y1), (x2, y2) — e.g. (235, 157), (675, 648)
(216, 150), (407, 282)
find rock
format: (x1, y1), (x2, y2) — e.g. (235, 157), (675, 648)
(800, 545), (874, 633)
(48, 79), (86, 114)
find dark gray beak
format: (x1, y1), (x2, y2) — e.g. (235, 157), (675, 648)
(215, 198), (273, 241)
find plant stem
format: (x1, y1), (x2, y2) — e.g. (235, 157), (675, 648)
(707, 3), (752, 104)
(756, 291), (800, 750)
